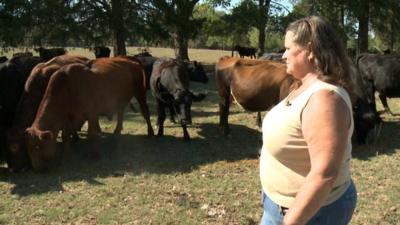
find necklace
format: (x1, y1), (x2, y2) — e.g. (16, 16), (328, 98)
(285, 91), (295, 106)
(285, 76), (319, 107)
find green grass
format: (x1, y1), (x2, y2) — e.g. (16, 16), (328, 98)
(0, 48), (399, 224)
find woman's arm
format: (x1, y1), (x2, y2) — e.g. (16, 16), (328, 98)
(282, 89), (351, 225)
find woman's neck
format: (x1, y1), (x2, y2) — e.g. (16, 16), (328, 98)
(298, 73), (319, 90)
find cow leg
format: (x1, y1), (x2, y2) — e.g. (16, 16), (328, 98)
(182, 124), (190, 141)
(156, 100), (166, 137)
(168, 105), (177, 124)
(113, 110), (124, 135)
(136, 95), (155, 136)
(219, 94), (231, 135)
(61, 128), (73, 153)
(256, 112), (262, 128)
(87, 116), (101, 159)
(378, 93), (393, 115)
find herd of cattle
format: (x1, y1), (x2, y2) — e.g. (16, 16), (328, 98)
(0, 46), (398, 173)
(0, 47), (208, 172)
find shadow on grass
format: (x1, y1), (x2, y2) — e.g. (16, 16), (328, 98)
(352, 120), (400, 160)
(0, 123), (261, 196)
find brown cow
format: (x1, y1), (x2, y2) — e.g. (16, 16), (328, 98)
(215, 56), (294, 134)
(25, 57), (154, 171)
(7, 55), (90, 172)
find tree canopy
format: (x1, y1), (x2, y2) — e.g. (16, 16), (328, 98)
(0, 0), (399, 58)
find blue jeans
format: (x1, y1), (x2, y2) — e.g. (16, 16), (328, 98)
(260, 181), (357, 225)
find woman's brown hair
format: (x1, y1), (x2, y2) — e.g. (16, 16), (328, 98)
(286, 16), (354, 101)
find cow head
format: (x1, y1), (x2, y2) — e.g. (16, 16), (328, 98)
(6, 131), (31, 172)
(25, 127), (57, 172)
(187, 61), (208, 83)
(172, 89), (193, 125)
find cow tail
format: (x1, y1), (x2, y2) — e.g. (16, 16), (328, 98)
(142, 67), (147, 90)
(355, 54), (364, 67)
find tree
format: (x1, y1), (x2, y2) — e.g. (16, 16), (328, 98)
(0, 0), (78, 47)
(193, 3), (229, 49)
(0, 0), (30, 47)
(370, 0), (400, 51)
(148, 0), (203, 60)
(76, 0), (142, 55)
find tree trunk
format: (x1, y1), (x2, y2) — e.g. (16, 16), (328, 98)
(257, 0), (271, 57)
(174, 35), (189, 60)
(111, 0), (126, 56)
(358, 0), (369, 53)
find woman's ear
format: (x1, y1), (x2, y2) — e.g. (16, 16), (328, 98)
(307, 51), (314, 61)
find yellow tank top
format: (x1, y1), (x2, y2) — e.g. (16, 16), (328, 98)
(259, 80), (353, 208)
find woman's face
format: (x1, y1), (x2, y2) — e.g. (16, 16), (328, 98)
(282, 31), (312, 79)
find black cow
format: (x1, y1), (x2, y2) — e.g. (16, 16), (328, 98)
(0, 56), (7, 64)
(187, 61), (208, 83)
(357, 53), (400, 115)
(34, 47), (66, 61)
(93, 46), (111, 58)
(135, 56), (208, 89)
(233, 45), (257, 59)
(13, 52), (33, 58)
(150, 58), (205, 140)
(133, 49), (152, 57)
(0, 56), (42, 162)
(349, 62), (381, 144)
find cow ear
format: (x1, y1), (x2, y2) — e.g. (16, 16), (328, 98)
(39, 131), (54, 140)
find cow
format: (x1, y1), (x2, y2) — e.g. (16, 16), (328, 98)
(6, 55), (90, 172)
(0, 56), (42, 164)
(215, 56), (294, 135)
(93, 46), (111, 58)
(135, 56), (209, 88)
(349, 62), (381, 144)
(0, 56), (8, 64)
(133, 49), (152, 57)
(259, 53), (284, 61)
(357, 53), (400, 115)
(150, 58), (205, 140)
(216, 56), (380, 145)
(25, 57), (154, 171)
(12, 52), (33, 58)
(233, 45), (257, 59)
(34, 47), (66, 61)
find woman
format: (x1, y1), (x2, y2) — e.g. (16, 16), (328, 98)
(259, 16), (357, 225)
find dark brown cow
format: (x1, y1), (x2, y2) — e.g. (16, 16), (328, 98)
(215, 56), (294, 134)
(6, 55), (89, 172)
(25, 57), (154, 171)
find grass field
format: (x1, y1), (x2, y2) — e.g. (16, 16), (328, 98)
(0, 47), (399, 225)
